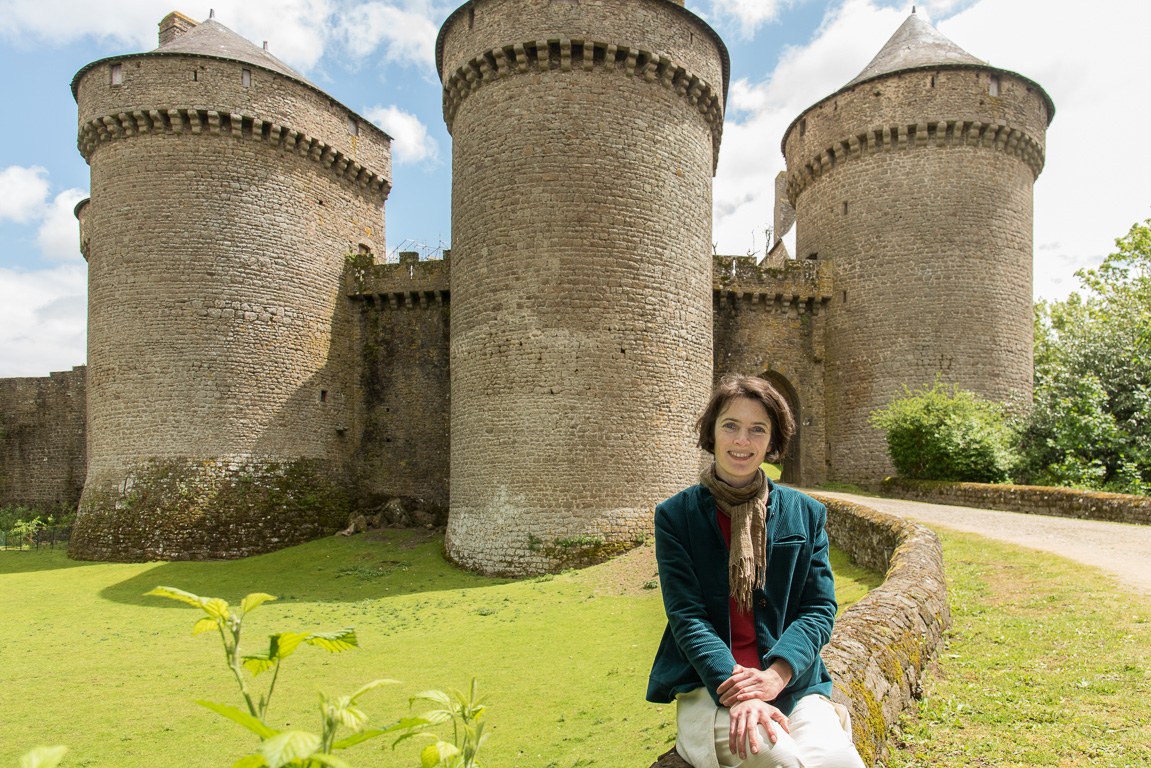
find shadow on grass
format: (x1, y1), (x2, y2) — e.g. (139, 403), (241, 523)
(99, 529), (514, 607)
(0, 547), (97, 574)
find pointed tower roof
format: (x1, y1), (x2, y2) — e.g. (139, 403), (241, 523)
(153, 17), (313, 86)
(846, 11), (984, 87)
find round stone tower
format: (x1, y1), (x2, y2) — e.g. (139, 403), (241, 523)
(438, 0), (728, 574)
(69, 12), (392, 560)
(782, 12), (1054, 483)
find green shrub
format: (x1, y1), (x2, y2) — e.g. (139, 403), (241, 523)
(870, 381), (1016, 483)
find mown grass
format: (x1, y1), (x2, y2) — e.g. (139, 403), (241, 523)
(0, 531), (877, 768)
(886, 528), (1151, 768)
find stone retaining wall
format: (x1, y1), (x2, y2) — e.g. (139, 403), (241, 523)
(880, 477), (1151, 526)
(651, 493), (950, 767)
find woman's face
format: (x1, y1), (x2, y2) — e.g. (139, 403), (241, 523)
(713, 396), (772, 488)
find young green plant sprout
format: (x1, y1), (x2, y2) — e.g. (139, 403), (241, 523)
(410, 679), (491, 768)
(144, 586), (433, 768)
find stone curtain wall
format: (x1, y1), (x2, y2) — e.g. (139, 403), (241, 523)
(650, 493), (949, 768)
(713, 256), (833, 487)
(880, 478), (1151, 526)
(440, 0), (727, 575)
(350, 254), (451, 511)
(784, 65), (1050, 484)
(70, 50), (389, 560)
(0, 367), (87, 511)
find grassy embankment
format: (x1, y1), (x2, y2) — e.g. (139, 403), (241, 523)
(886, 528), (1150, 768)
(0, 531), (877, 768)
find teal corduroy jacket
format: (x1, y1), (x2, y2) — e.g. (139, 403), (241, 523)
(645, 481), (837, 715)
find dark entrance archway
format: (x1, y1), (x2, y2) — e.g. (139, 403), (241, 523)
(762, 372), (801, 485)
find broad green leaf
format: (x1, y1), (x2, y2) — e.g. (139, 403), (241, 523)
(410, 689), (450, 707)
(202, 597), (232, 620)
(417, 709), (452, 726)
(380, 716), (432, 733)
(258, 730), (322, 768)
(192, 617), (218, 635)
(196, 700), (279, 738)
(309, 754), (353, 768)
(304, 627), (358, 653)
(232, 755), (267, 768)
(330, 728), (388, 750)
(242, 654), (276, 677)
(241, 592), (278, 615)
(349, 678), (398, 702)
(145, 586), (206, 608)
(269, 632), (310, 660)
(322, 698), (368, 731)
(18, 746), (68, 768)
(421, 741), (460, 768)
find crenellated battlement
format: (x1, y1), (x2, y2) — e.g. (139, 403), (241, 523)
(712, 255), (834, 316)
(786, 118), (1044, 204)
(77, 108), (391, 199)
(442, 37), (724, 170)
(349, 252), (451, 309)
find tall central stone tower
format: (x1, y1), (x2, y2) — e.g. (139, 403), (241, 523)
(438, 0), (728, 574)
(782, 12), (1054, 482)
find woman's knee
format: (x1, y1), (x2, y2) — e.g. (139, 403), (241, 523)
(727, 725), (803, 768)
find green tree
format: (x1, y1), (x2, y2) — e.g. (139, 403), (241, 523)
(870, 381), (1016, 483)
(1017, 219), (1151, 494)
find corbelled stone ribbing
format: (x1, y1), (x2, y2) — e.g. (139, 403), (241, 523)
(442, 38), (724, 170)
(78, 108), (390, 198)
(786, 117), (1044, 203)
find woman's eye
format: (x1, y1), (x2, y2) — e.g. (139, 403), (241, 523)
(752, 426), (767, 435)
(721, 422), (737, 431)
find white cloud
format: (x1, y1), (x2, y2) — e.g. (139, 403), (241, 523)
(713, 0), (904, 257)
(0, 166), (51, 223)
(703, 0), (795, 36)
(364, 105), (439, 165)
(332, 1), (441, 71)
(37, 189), (88, 263)
(0, 0), (158, 49)
(0, 263), (87, 377)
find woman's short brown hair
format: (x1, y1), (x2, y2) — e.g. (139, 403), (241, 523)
(696, 374), (796, 463)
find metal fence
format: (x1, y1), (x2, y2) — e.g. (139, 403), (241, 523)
(0, 525), (72, 551)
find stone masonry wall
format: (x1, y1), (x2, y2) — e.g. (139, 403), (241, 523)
(784, 66), (1050, 484)
(441, 0), (726, 575)
(713, 256), (832, 487)
(70, 50), (389, 560)
(880, 478), (1151, 526)
(0, 367), (87, 511)
(812, 493), (950, 767)
(350, 254), (451, 511)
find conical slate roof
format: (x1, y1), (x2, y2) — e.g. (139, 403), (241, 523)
(154, 18), (314, 86)
(846, 11), (984, 87)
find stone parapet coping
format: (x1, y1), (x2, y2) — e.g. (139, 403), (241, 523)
(880, 478), (1151, 526)
(649, 494), (950, 768)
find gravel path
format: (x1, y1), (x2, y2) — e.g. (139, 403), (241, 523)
(810, 490), (1151, 597)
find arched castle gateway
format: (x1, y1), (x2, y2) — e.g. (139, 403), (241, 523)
(0, 4), (1052, 573)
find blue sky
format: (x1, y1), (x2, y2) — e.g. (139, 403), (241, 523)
(2, 0), (1149, 377)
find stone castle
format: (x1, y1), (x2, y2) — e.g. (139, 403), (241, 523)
(0, 0), (1052, 574)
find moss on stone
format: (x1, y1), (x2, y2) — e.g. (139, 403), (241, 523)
(70, 457), (350, 562)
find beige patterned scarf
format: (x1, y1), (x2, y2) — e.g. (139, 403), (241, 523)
(699, 463), (769, 614)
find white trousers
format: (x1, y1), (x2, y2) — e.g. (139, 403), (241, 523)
(675, 687), (866, 768)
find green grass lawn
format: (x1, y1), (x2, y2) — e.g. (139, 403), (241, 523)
(0, 532), (878, 768)
(887, 528), (1151, 768)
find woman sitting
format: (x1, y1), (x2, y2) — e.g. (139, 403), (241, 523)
(647, 374), (865, 768)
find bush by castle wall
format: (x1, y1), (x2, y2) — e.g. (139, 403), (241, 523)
(880, 477), (1151, 526)
(650, 493), (949, 768)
